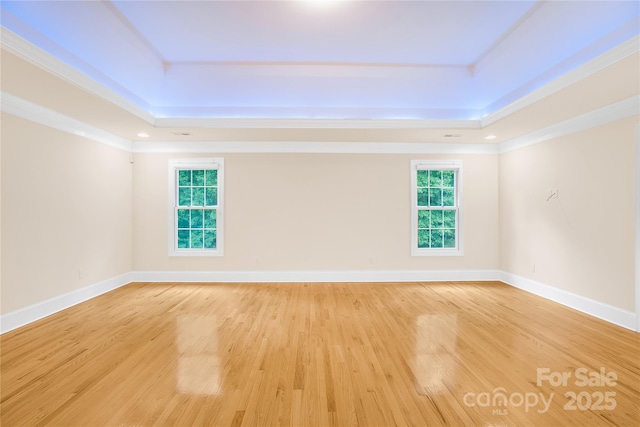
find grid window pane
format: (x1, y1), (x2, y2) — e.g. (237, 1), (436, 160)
(429, 188), (442, 207)
(191, 209), (204, 228)
(442, 170), (454, 187)
(192, 187), (205, 206)
(206, 170), (218, 186)
(418, 210), (430, 228)
(205, 188), (218, 206)
(204, 209), (217, 229)
(442, 188), (455, 206)
(191, 230), (203, 248)
(417, 170), (429, 187)
(177, 209), (190, 228)
(192, 170), (205, 186)
(178, 188), (191, 206)
(178, 230), (190, 248)
(418, 229), (430, 248)
(178, 170), (191, 186)
(417, 188), (429, 206)
(204, 230), (217, 249)
(430, 229), (443, 248)
(429, 170), (442, 187)
(444, 229), (456, 248)
(431, 210), (443, 228)
(443, 210), (456, 228)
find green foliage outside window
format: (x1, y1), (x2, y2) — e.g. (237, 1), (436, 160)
(177, 169), (218, 249)
(416, 169), (456, 249)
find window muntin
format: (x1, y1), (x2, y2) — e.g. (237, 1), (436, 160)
(411, 161), (463, 256)
(169, 159), (223, 256)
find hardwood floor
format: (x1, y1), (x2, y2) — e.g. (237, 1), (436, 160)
(1, 281), (639, 426)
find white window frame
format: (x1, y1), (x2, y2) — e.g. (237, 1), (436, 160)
(168, 158), (224, 257)
(411, 160), (463, 257)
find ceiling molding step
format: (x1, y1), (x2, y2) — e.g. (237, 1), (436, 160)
(4, 87), (634, 156)
(0, 26), (156, 125)
(132, 141), (499, 155)
(0, 91), (133, 152)
(498, 95), (639, 154)
(483, 35), (640, 128)
(153, 117), (482, 130)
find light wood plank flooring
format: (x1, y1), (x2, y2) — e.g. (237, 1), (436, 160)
(1, 281), (639, 426)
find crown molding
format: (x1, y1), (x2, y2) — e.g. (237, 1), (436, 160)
(3, 91), (635, 156)
(153, 117), (481, 130)
(499, 95), (639, 154)
(3, 24), (637, 131)
(0, 26), (156, 125)
(1, 92), (133, 152)
(2, 24), (482, 129)
(132, 140), (498, 155)
(0, 91), (495, 154)
(483, 35), (640, 128)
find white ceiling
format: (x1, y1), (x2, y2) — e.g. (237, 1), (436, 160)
(2, 0), (638, 124)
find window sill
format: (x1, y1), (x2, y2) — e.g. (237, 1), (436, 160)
(169, 250), (224, 257)
(412, 249), (464, 257)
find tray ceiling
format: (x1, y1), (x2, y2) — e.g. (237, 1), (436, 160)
(1, 0), (638, 123)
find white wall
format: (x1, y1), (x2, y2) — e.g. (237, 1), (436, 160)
(1, 113), (133, 315)
(1, 109), (637, 330)
(499, 116), (638, 312)
(133, 152), (500, 273)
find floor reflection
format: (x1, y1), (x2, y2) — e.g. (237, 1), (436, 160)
(176, 314), (220, 395)
(414, 314), (458, 394)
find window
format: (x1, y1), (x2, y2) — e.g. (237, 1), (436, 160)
(168, 158), (224, 256)
(411, 160), (463, 256)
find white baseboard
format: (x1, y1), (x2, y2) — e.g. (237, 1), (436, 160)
(499, 271), (637, 332)
(2, 269), (636, 334)
(0, 272), (133, 334)
(129, 269), (502, 283)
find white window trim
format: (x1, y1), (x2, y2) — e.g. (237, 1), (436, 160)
(411, 159), (464, 257)
(168, 158), (224, 257)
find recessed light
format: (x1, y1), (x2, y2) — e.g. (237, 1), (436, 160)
(137, 132), (150, 138)
(485, 135), (497, 140)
